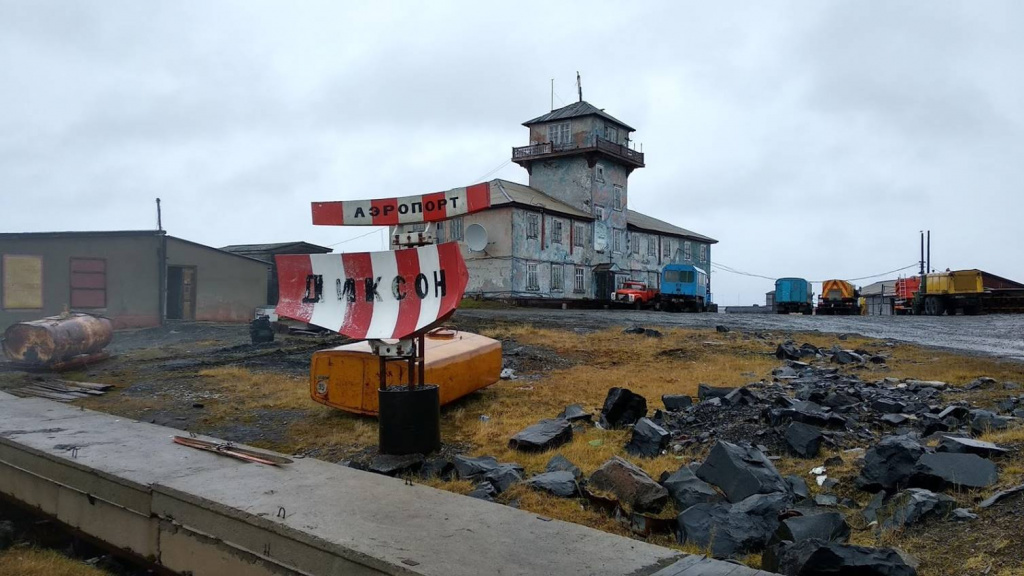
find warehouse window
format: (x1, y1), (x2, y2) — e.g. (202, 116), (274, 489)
(612, 229), (623, 253)
(551, 264), (564, 291)
(551, 220), (563, 244)
(547, 122), (571, 146)
(662, 238), (672, 258)
(574, 266), (585, 293)
(2, 254), (43, 310)
(699, 244), (707, 263)
(449, 217), (463, 241)
(527, 213), (539, 239)
(647, 235), (656, 256)
(684, 241), (692, 261)
(526, 263), (539, 291)
(70, 258), (106, 309)
(613, 186), (623, 211)
(573, 222), (585, 247)
(630, 233), (639, 255)
(436, 221), (446, 243)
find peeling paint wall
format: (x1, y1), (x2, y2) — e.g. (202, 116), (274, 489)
(165, 238), (269, 322)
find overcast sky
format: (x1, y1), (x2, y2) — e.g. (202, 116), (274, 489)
(2, 1), (1022, 305)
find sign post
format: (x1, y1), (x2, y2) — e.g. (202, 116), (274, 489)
(276, 182), (492, 455)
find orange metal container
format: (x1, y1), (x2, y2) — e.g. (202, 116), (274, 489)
(309, 330), (502, 415)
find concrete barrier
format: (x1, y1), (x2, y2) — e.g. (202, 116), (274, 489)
(0, 392), (771, 575)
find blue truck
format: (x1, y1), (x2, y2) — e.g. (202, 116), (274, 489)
(659, 264), (710, 312)
(775, 277), (813, 314)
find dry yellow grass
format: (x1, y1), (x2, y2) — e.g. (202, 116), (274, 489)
(0, 548), (108, 576)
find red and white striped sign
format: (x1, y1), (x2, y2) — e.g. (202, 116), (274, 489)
(311, 182), (492, 226)
(274, 243), (468, 340)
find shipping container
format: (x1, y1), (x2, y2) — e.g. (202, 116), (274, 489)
(774, 278), (813, 315)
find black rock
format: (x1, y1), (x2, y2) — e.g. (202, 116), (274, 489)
(952, 508), (978, 521)
(777, 342), (802, 361)
(467, 481), (497, 501)
(662, 394), (693, 411)
(624, 417), (670, 458)
(979, 484), (1024, 508)
(970, 409), (1009, 434)
(880, 414), (909, 427)
(598, 388), (647, 429)
(677, 492), (791, 559)
(482, 463), (524, 494)
(855, 435), (925, 492)
(698, 384), (736, 401)
(784, 422), (823, 458)
(937, 405), (969, 420)
(419, 457), (454, 480)
(545, 454), (582, 480)
(526, 471), (578, 497)
(622, 326), (646, 335)
(368, 453), (424, 476)
(880, 488), (955, 530)
(557, 403), (593, 422)
(814, 494), (838, 507)
(716, 325), (730, 333)
(785, 475), (810, 501)
(588, 456), (668, 513)
(509, 419), (573, 452)
(913, 452), (998, 490)
(872, 399), (905, 414)
(454, 455), (500, 480)
(696, 441), (789, 503)
(831, 348), (865, 365)
(643, 328), (663, 338)
(774, 511), (850, 544)
(766, 539), (917, 576)
(723, 387), (759, 406)
(661, 465), (723, 511)
(0, 520), (14, 552)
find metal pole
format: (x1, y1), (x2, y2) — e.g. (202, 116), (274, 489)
(418, 334), (426, 386)
(926, 230), (931, 273)
(379, 356), (387, 391)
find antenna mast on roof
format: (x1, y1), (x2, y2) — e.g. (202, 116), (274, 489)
(576, 71), (582, 102)
(550, 78), (554, 111)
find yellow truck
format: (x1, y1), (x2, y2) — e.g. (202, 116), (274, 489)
(917, 269), (1024, 315)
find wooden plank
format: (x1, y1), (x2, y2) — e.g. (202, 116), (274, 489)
(28, 383), (92, 398)
(55, 379), (114, 391)
(16, 387), (74, 402)
(36, 382), (104, 396)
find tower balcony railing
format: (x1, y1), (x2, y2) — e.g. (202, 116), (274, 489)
(512, 135), (645, 167)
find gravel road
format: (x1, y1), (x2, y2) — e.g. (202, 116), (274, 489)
(456, 308), (1024, 360)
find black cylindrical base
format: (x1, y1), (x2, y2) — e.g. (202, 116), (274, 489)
(378, 385), (441, 455)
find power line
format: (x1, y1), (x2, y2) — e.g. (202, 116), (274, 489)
(711, 261), (920, 284)
(326, 227), (384, 248)
(472, 159), (511, 183)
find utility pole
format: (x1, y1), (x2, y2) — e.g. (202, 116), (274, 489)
(156, 198), (163, 231)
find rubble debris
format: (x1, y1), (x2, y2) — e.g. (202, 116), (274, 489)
(783, 422), (823, 458)
(8, 379), (113, 402)
(765, 539), (917, 576)
(913, 452), (998, 490)
(622, 326), (662, 338)
(526, 471), (578, 497)
(715, 325), (730, 333)
(696, 441), (788, 502)
(661, 394), (693, 411)
(545, 454), (582, 480)
(660, 465), (722, 511)
(773, 510), (851, 544)
(500, 368), (516, 380)
(557, 403), (592, 422)
(369, 453), (424, 476)
(814, 494), (839, 507)
(467, 481), (497, 501)
(677, 492), (791, 558)
(587, 456), (668, 513)
(624, 418), (670, 457)
(250, 315), (275, 344)
(697, 384), (735, 401)
(951, 508), (978, 521)
(880, 488), (955, 530)
(969, 409), (1009, 434)
(979, 484), (1024, 508)
(598, 388), (647, 429)
(830, 347), (864, 365)
(776, 342), (802, 361)
(855, 435), (924, 492)
(419, 457), (455, 480)
(509, 419), (573, 452)
(482, 463), (524, 494)
(785, 475), (810, 501)
(454, 455), (499, 480)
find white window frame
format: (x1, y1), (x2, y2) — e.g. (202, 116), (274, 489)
(605, 125), (618, 143)
(630, 233), (639, 255)
(684, 241), (692, 261)
(547, 121), (571, 146)
(526, 262), (539, 291)
(613, 185), (623, 211)
(435, 221), (446, 243)
(551, 264), (564, 292)
(573, 266), (585, 293)
(613, 229), (624, 253)
(647, 235), (656, 256)
(551, 219), (563, 244)
(573, 222), (585, 247)
(527, 213), (539, 239)
(699, 244), (707, 263)
(595, 164), (605, 182)
(594, 205), (604, 220)
(450, 217), (464, 241)
(662, 238), (672, 258)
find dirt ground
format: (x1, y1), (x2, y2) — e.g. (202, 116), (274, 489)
(3, 310), (1024, 575)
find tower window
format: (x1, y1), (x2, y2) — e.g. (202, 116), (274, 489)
(647, 235), (656, 256)
(613, 186), (623, 211)
(605, 126), (618, 143)
(631, 233), (639, 255)
(594, 205), (604, 220)
(595, 164), (605, 182)
(573, 222), (585, 247)
(527, 213), (539, 239)
(552, 220), (563, 244)
(662, 238), (672, 258)
(547, 122), (571, 147)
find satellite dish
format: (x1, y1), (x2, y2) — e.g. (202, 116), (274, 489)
(465, 223), (489, 252)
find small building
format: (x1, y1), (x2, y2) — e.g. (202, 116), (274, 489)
(861, 279), (897, 316)
(405, 100), (717, 301)
(766, 291), (775, 311)
(0, 231), (269, 329)
(220, 241), (332, 305)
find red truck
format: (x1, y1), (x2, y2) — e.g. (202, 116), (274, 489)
(613, 281), (659, 309)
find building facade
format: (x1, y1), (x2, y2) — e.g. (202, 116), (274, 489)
(408, 101), (717, 301)
(0, 231), (269, 329)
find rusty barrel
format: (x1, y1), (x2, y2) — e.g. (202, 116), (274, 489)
(2, 313), (113, 366)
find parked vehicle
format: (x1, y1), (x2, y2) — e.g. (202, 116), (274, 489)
(774, 277), (813, 315)
(816, 279), (861, 315)
(613, 280), (659, 309)
(659, 264), (709, 312)
(914, 269), (1024, 315)
(893, 276), (920, 315)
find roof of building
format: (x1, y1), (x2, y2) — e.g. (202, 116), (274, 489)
(488, 179), (595, 220)
(523, 101), (635, 131)
(220, 241), (333, 255)
(861, 279), (898, 297)
(626, 210), (718, 244)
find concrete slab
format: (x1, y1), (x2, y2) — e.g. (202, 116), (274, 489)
(0, 393), (771, 575)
